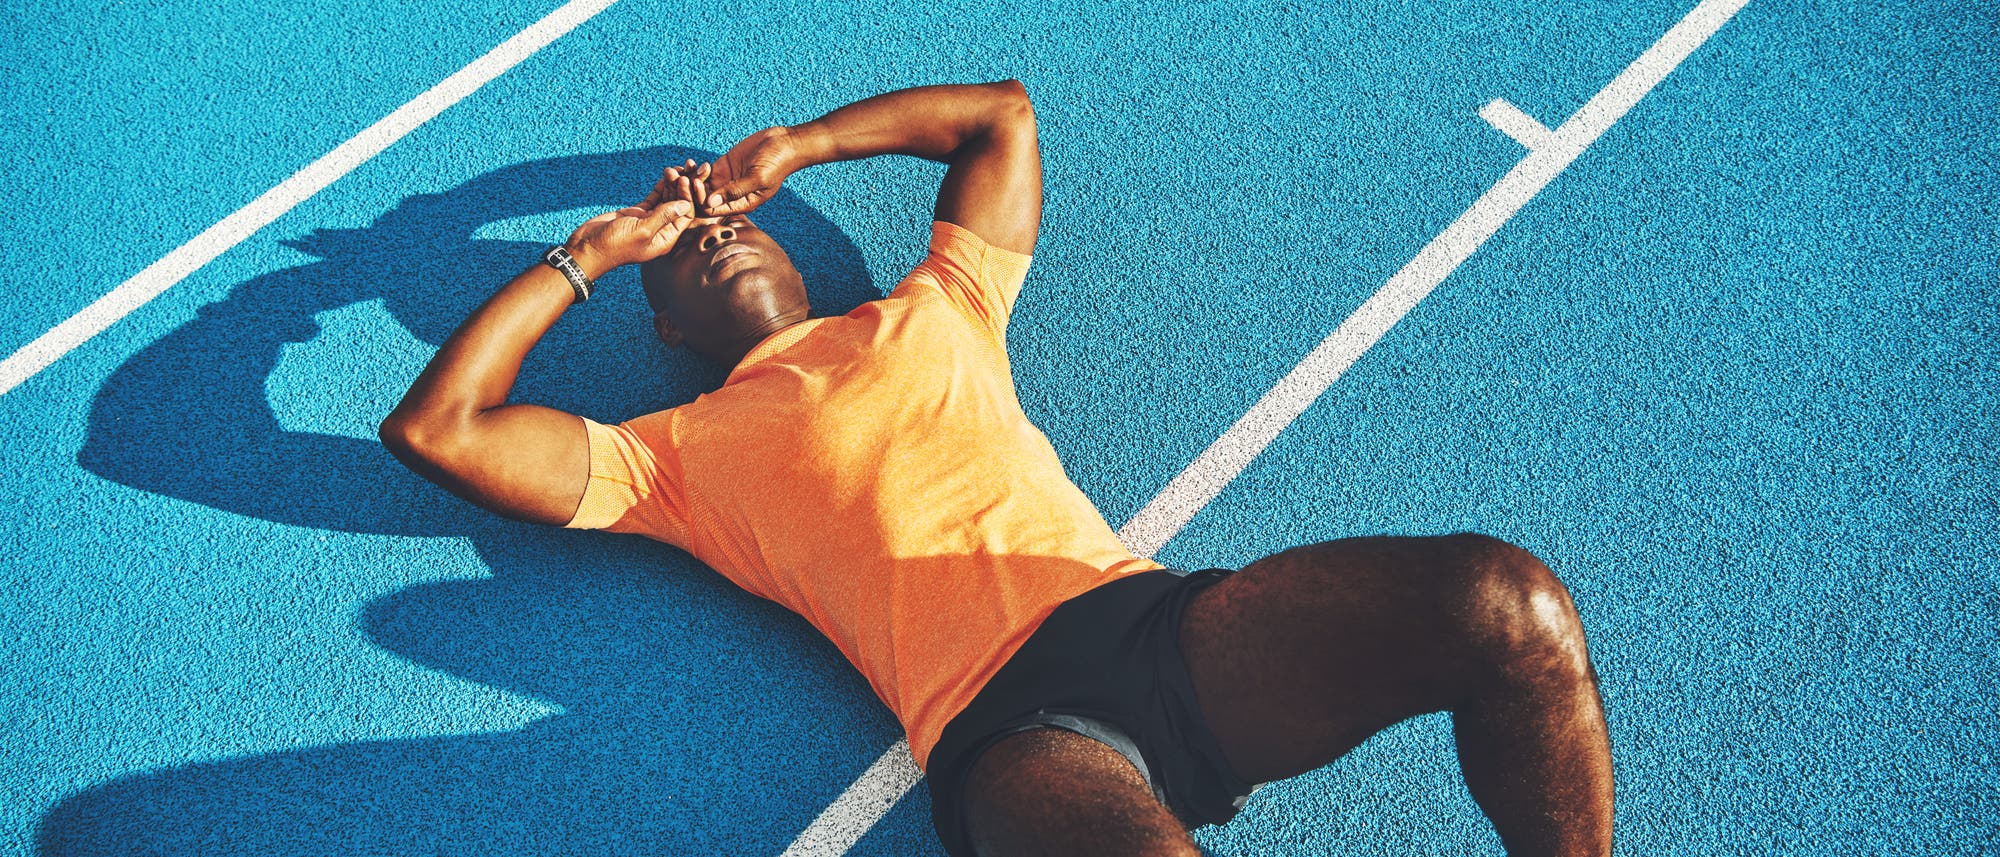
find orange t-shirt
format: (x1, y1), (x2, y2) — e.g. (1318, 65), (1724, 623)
(565, 221), (1161, 769)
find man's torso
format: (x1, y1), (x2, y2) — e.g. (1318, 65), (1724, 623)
(568, 222), (1158, 767)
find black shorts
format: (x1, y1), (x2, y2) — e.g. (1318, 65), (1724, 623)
(926, 568), (1257, 857)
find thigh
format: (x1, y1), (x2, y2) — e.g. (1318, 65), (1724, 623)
(961, 728), (1200, 857)
(1178, 535), (1500, 784)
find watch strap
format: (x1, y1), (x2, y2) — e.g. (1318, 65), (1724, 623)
(543, 246), (595, 303)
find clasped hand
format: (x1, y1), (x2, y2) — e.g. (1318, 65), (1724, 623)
(565, 128), (800, 276)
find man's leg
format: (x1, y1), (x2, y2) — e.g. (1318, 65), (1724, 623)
(961, 728), (1200, 857)
(1179, 533), (1613, 856)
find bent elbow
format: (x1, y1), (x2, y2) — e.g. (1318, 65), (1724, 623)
(990, 79), (1036, 128)
(377, 411), (423, 462)
(378, 410), (459, 472)
(991, 78), (1030, 103)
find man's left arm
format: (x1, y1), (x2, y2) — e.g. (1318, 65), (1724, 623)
(379, 199), (695, 525)
(701, 81), (1042, 255)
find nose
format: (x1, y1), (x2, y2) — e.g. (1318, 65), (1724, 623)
(696, 222), (737, 252)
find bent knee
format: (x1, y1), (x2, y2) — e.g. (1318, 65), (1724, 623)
(1435, 534), (1592, 677)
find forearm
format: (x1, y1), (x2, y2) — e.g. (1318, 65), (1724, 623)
(383, 249), (608, 436)
(787, 81), (1029, 169)
(378, 253), (604, 523)
(378, 195), (690, 524)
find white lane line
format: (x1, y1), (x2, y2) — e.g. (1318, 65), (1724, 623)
(778, 738), (924, 857)
(1479, 98), (1554, 150)
(1118, 0), (1748, 559)
(779, 0), (1749, 852)
(0, 0), (622, 398)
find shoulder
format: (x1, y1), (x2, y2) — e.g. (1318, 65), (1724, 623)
(889, 221), (1033, 335)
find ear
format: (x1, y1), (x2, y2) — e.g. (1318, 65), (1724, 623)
(653, 314), (684, 347)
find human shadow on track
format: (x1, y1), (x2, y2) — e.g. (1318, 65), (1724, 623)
(45, 146), (932, 855)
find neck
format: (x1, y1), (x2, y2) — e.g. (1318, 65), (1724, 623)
(718, 308), (811, 368)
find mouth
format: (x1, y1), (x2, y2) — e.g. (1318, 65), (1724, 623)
(709, 242), (759, 278)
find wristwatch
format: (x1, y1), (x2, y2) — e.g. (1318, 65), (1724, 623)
(543, 246), (595, 304)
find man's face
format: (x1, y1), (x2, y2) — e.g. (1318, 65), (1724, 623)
(641, 214), (809, 364)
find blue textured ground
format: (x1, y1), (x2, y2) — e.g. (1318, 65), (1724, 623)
(3, 0), (1995, 854)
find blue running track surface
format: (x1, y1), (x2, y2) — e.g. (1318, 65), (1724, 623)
(2, 0), (1993, 854)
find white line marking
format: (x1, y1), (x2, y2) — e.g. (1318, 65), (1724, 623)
(1479, 98), (1554, 150)
(779, 0), (1748, 851)
(778, 738), (924, 857)
(1118, 0), (1748, 559)
(0, 0), (622, 398)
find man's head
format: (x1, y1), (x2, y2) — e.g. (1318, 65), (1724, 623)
(640, 215), (811, 367)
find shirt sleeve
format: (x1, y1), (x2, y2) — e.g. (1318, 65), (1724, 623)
(562, 413), (693, 548)
(892, 221), (1033, 336)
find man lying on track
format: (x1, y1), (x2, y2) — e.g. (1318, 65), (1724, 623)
(380, 80), (1614, 856)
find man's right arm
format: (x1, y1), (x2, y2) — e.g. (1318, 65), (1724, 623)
(378, 199), (695, 526)
(705, 81), (1042, 255)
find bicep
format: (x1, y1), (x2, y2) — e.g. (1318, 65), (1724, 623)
(384, 404), (589, 526)
(933, 81), (1042, 256)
